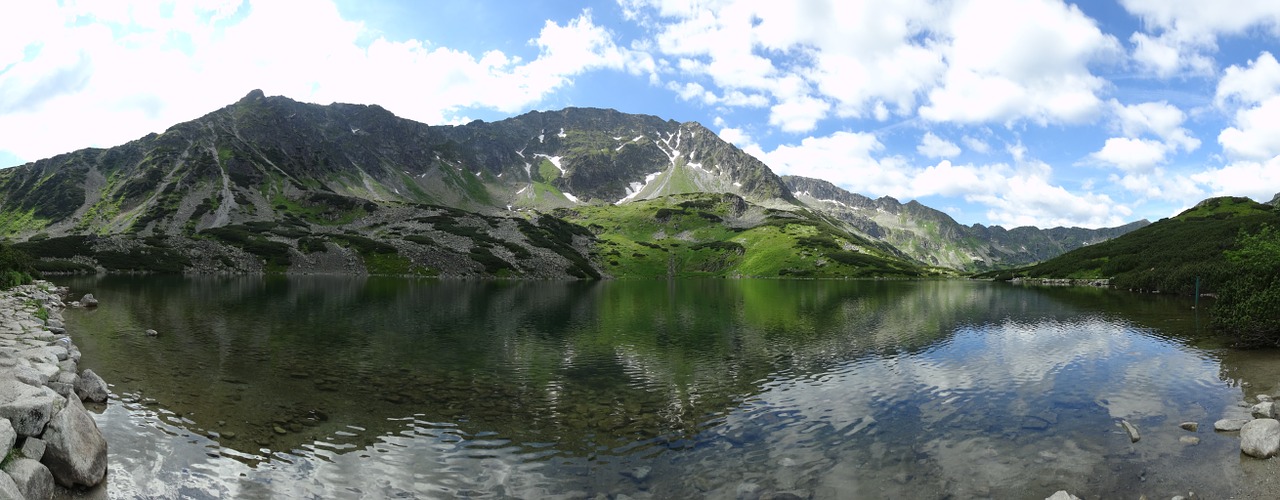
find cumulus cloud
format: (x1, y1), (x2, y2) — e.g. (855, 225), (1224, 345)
(0, 1), (646, 162)
(627, 0), (1120, 131)
(1088, 100), (1198, 177)
(918, 132), (961, 158)
(1215, 53), (1280, 160)
(1120, 0), (1280, 76)
(757, 132), (1131, 228)
(918, 0), (1119, 125)
(1190, 157), (1280, 201)
(1215, 52), (1280, 107)
(1218, 96), (1280, 160)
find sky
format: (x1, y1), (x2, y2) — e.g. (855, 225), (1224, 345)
(3, 1), (1280, 229)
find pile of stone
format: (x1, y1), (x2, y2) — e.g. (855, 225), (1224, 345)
(1214, 394), (1280, 459)
(0, 282), (108, 499)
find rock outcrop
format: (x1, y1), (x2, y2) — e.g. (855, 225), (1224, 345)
(0, 282), (110, 498)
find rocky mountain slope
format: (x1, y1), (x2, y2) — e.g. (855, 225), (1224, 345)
(785, 176), (1149, 271)
(0, 91), (1140, 277)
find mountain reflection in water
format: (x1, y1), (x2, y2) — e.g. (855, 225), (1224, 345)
(57, 276), (1278, 499)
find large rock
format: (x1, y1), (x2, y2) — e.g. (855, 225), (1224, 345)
(0, 472), (22, 500)
(1252, 401), (1276, 419)
(1046, 491), (1081, 500)
(79, 294), (97, 308)
(74, 369), (109, 403)
(3, 457), (54, 500)
(40, 395), (107, 488)
(1240, 418), (1280, 458)
(0, 380), (65, 436)
(1215, 418), (1251, 432)
(0, 418), (14, 455)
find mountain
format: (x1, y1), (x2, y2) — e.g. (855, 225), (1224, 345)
(785, 176), (1149, 272)
(984, 196), (1280, 295)
(0, 90), (1137, 278)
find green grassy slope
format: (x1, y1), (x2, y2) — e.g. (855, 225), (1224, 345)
(560, 193), (935, 279)
(981, 197), (1280, 295)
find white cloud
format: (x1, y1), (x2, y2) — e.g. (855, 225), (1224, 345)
(1120, 0), (1280, 76)
(767, 94), (829, 133)
(962, 136), (991, 154)
(1089, 100), (1198, 174)
(1109, 100), (1198, 151)
(630, 0), (1120, 131)
(0, 2), (644, 163)
(917, 132), (961, 158)
(1215, 52), (1280, 160)
(759, 132), (913, 197)
(758, 131), (1130, 228)
(1090, 137), (1169, 171)
(919, 0), (1119, 125)
(1190, 156), (1280, 201)
(1216, 52), (1280, 107)
(1218, 96), (1280, 160)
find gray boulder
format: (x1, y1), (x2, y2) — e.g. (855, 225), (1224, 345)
(1240, 418), (1280, 458)
(1215, 418), (1251, 432)
(1252, 401), (1276, 419)
(74, 369), (109, 403)
(40, 395), (107, 488)
(1046, 492), (1081, 500)
(0, 380), (65, 436)
(0, 419), (14, 455)
(0, 472), (22, 500)
(79, 294), (97, 308)
(21, 437), (45, 461)
(3, 457), (54, 500)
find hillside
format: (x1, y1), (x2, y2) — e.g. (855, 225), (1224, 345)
(985, 196), (1280, 295)
(0, 91), (1141, 278)
(785, 176), (1149, 271)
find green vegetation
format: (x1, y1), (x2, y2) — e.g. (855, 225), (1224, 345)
(983, 197), (1280, 347)
(0, 242), (36, 289)
(200, 225), (292, 272)
(1214, 225), (1280, 346)
(984, 197), (1280, 295)
(560, 193), (926, 279)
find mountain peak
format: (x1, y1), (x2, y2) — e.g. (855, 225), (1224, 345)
(239, 89), (266, 103)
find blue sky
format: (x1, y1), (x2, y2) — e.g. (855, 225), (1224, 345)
(3, 1), (1280, 229)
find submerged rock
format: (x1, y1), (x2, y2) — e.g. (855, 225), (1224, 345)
(1119, 419), (1141, 443)
(1215, 419), (1251, 432)
(41, 395), (108, 488)
(1240, 418), (1280, 459)
(1179, 421), (1199, 432)
(145, 329), (158, 337)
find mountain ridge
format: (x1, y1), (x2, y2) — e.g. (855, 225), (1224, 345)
(0, 90), (1145, 277)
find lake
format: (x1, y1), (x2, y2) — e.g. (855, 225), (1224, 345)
(54, 276), (1280, 499)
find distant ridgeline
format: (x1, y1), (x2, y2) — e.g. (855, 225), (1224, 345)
(0, 90), (1146, 279)
(982, 196), (1280, 346)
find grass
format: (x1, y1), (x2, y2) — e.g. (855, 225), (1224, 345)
(561, 193), (925, 278)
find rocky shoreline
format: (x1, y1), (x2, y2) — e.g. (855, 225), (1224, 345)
(0, 281), (108, 499)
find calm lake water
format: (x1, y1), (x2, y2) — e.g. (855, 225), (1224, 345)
(53, 276), (1280, 499)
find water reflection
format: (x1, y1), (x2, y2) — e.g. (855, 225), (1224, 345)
(55, 277), (1271, 498)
